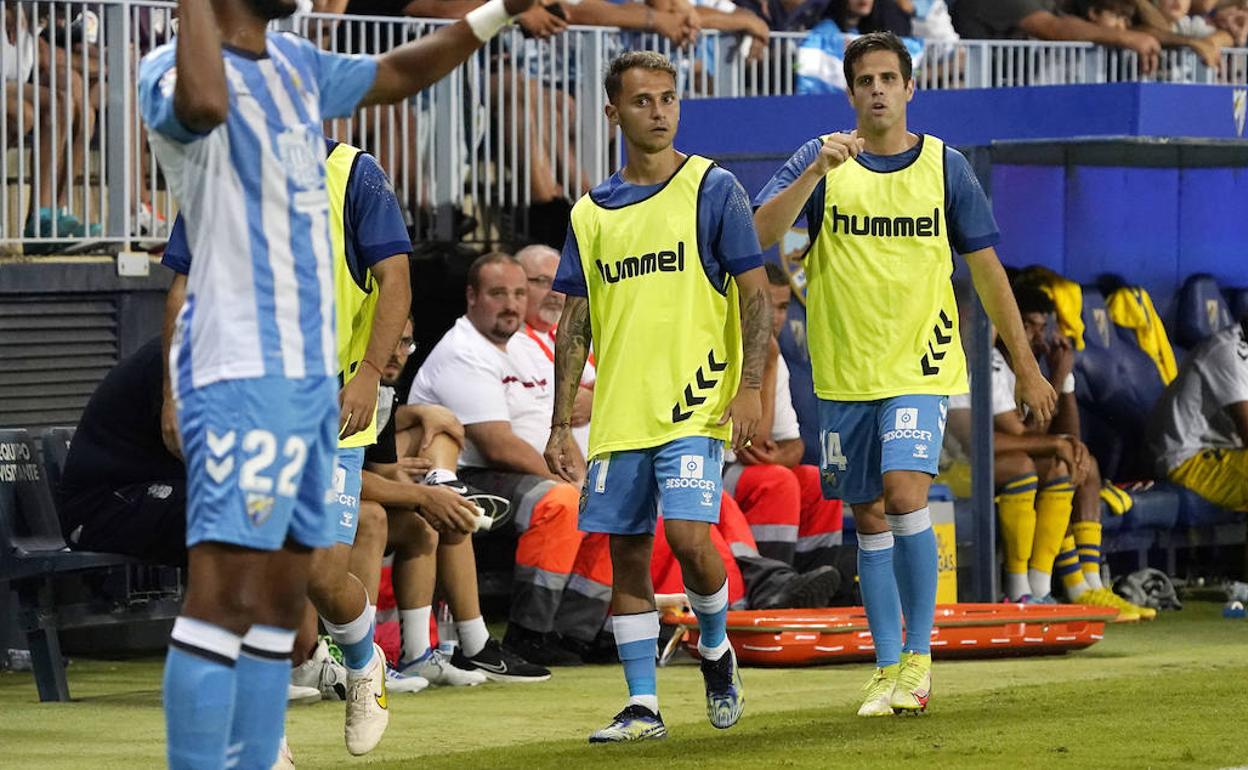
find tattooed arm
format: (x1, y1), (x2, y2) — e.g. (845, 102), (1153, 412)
(544, 296), (593, 483)
(719, 266), (769, 450)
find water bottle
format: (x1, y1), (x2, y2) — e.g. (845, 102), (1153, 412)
(436, 601), (458, 655)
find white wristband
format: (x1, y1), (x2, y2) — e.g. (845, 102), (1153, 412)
(1061, 372), (1076, 394)
(466, 0), (513, 42)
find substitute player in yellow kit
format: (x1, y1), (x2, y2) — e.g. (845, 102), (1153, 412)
(544, 51), (772, 743)
(754, 33), (1056, 717)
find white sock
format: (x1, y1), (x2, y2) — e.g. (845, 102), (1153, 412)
(1005, 572), (1031, 602)
(456, 616), (490, 657)
(1028, 568), (1053, 599)
(628, 694), (660, 714)
(1065, 577), (1090, 601)
(321, 604), (376, 674)
(425, 468), (458, 485)
(1084, 569), (1104, 590)
(399, 605), (432, 664)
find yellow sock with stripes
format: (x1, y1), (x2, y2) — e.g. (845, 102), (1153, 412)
(1028, 476), (1075, 598)
(1073, 521), (1104, 590)
(1056, 535), (1088, 599)
(996, 474), (1038, 600)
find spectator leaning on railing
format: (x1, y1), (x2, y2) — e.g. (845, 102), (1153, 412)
(952, 0), (1163, 73)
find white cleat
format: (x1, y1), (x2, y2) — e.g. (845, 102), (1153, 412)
(344, 644), (390, 756)
(291, 637), (348, 701)
(857, 664), (899, 717)
(384, 662), (431, 694)
(399, 649), (488, 687)
(271, 736), (295, 770)
(287, 684), (321, 706)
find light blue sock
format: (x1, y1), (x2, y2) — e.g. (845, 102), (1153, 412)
(322, 603), (376, 673)
(889, 508), (939, 655)
(163, 617), (240, 770)
(228, 625), (296, 769)
(857, 531), (903, 667)
(613, 612), (660, 713)
(685, 579), (730, 659)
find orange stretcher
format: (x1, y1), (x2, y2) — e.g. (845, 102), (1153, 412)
(660, 603), (1119, 667)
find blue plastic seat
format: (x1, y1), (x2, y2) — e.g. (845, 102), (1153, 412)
(1174, 274), (1234, 349)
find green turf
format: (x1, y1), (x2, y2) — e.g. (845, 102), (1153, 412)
(3, 602), (1246, 769)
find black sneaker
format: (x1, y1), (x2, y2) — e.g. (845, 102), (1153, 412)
(761, 565), (842, 610)
(503, 625), (584, 667)
(558, 632), (619, 665)
(451, 639), (551, 683)
(431, 480), (513, 530)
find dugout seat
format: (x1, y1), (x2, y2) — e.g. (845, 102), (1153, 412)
(0, 428), (179, 702)
(1228, 288), (1248, 323)
(777, 298), (821, 467)
(1174, 274), (1234, 349)
(40, 427), (74, 496)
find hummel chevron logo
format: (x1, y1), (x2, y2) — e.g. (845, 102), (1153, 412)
(207, 430), (236, 457)
(672, 349), (727, 423)
(922, 311), (956, 377)
(206, 456), (235, 484)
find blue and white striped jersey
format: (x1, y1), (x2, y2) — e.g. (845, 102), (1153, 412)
(138, 33), (377, 394)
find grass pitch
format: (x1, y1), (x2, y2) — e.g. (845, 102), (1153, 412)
(3, 602), (1246, 769)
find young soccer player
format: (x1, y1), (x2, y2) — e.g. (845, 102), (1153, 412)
(544, 51), (772, 743)
(753, 32), (1056, 717)
(138, 0), (537, 765)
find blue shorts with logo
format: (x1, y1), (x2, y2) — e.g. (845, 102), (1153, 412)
(178, 375), (339, 551)
(816, 394), (949, 505)
(330, 447), (366, 546)
(580, 436), (724, 535)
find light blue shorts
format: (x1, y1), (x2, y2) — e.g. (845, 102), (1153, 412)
(816, 394), (948, 505)
(579, 436), (724, 536)
(330, 447), (366, 546)
(178, 375), (338, 550)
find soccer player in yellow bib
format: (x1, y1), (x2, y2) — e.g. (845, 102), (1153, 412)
(543, 51), (772, 743)
(753, 32), (1057, 718)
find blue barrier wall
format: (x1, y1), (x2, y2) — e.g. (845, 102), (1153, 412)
(681, 84), (1248, 303)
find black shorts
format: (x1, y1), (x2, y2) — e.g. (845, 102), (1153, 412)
(60, 479), (187, 566)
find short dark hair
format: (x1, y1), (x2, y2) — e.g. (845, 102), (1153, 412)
(467, 251), (520, 291)
(763, 262), (790, 287)
(1079, 0), (1136, 19)
(604, 51), (678, 104)
(1014, 285), (1056, 316)
(843, 32), (912, 87)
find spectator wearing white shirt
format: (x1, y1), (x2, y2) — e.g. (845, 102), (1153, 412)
(725, 263), (846, 573)
(407, 252), (611, 666)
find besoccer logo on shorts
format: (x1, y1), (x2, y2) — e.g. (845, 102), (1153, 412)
(895, 408), (919, 430)
(680, 455), (705, 479)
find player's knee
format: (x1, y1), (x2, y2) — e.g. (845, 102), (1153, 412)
(882, 473), (930, 514)
(663, 522), (713, 564)
(995, 451), (1036, 482)
(357, 501), (387, 542)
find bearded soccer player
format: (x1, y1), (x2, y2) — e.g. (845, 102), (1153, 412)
(544, 51), (771, 743)
(753, 32), (1056, 717)
(138, 0), (537, 765)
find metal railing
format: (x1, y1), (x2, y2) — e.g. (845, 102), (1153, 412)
(4, 0), (1248, 249)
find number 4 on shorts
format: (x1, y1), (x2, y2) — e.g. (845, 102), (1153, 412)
(822, 431), (848, 471)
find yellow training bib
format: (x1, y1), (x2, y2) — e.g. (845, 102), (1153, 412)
(571, 155), (742, 458)
(806, 134), (967, 400)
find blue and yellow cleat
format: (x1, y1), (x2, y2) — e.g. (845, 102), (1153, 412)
(588, 705), (668, 743)
(701, 646), (745, 729)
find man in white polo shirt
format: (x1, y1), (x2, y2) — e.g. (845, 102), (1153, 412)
(408, 252), (612, 666)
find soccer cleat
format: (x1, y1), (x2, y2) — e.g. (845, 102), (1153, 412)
(271, 736), (295, 770)
(700, 646), (745, 729)
(399, 648), (487, 687)
(344, 643), (389, 756)
(384, 662), (430, 694)
(588, 704), (668, 743)
(1085, 588), (1152, 621)
(451, 638), (552, 683)
(291, 637), (348, 700)
(287, 683), (322, 706)
(857, 664), (899, 717)
(1024, 593), (1059, 605)
(432, 479), (513, 530)
(890, 652), (932, 714)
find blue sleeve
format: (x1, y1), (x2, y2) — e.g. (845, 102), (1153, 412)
(944, 147), (1000, 254)
(553, 224), (588, 297)
(137, 44), (207, 144)
(161, 214), (191, 274)
(701, 168), (763, 276)
(346, 153), (412, 267)
(752, 138), (824, 229)
(304, 40), (378, 120)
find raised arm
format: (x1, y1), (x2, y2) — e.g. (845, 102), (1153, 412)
(753, 133), (863, 250)
(173, 0), (229, 132)
(360, 0), (536, 107)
